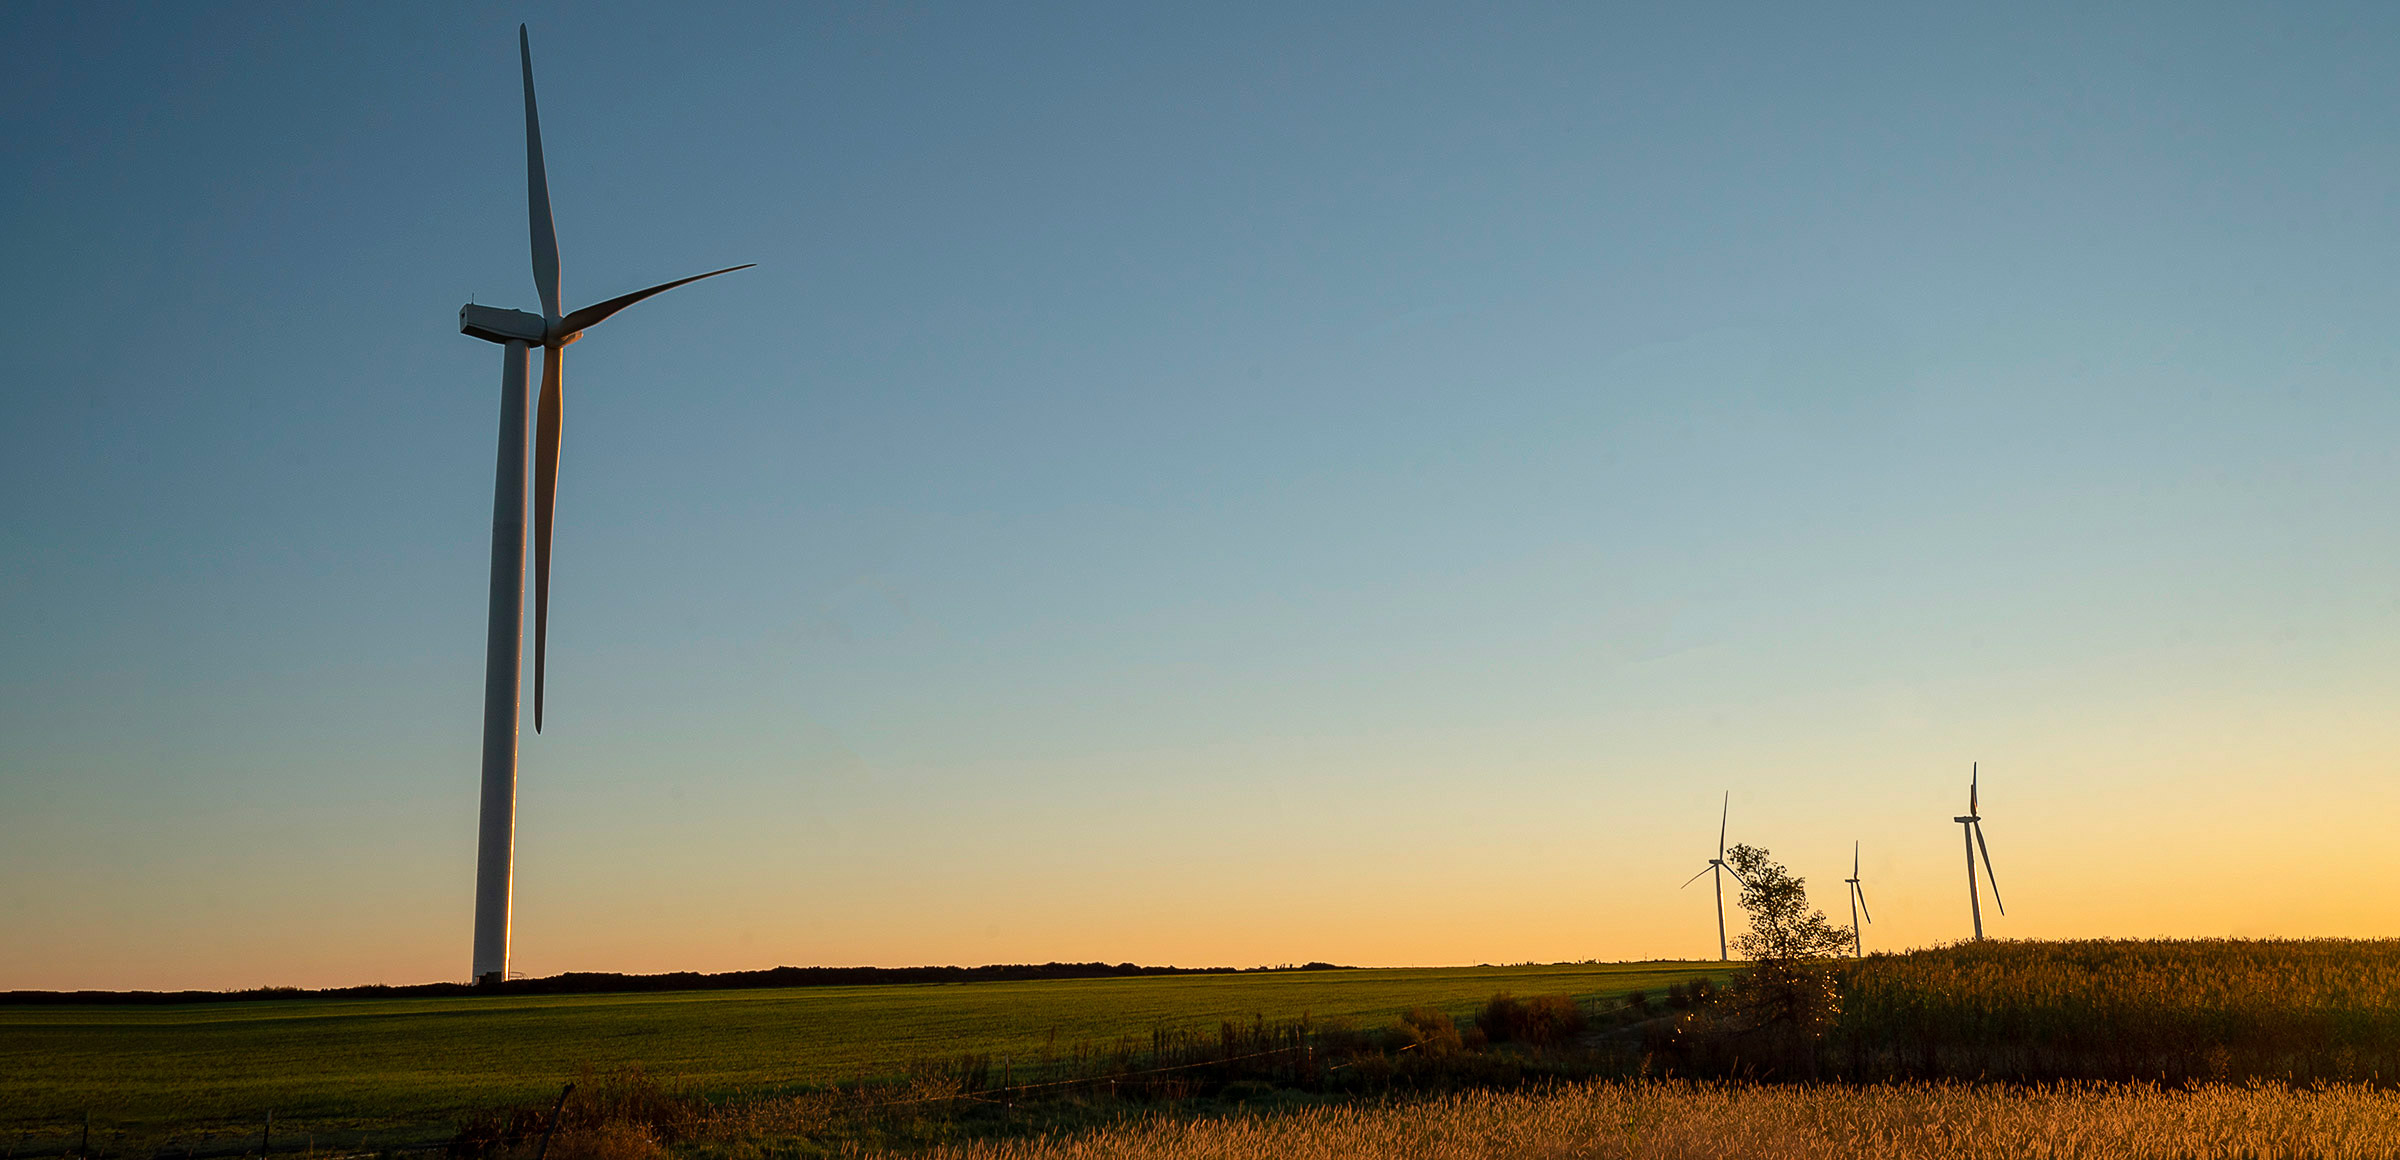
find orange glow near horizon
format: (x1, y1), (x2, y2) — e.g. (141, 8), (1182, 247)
(8, 679), (2396, 993)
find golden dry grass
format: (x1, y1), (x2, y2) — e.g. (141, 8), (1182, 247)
(1848, 940), (2400, 1015)
(922, 1080), (2400, 1160)
(1831, 939), (2400, 1080)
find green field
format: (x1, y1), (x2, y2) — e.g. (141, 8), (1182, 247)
(0, 962), (1721, 1152)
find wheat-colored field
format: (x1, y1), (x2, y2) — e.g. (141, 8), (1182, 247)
(1829, 939), (2400, 1080)
(922, 1080), (2400, 1160)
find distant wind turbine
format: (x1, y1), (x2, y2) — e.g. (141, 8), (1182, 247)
(1844, 840), (1872, 957)
(1680, 792), (1747, 961)
(456, 26), (753, 985)
(1953, 764), (2005, 940)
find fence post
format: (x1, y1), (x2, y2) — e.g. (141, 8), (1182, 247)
(260, 1111), (271, 1160)
(80, 1113), (89, 1160)
(532, 1083), (574, 1160)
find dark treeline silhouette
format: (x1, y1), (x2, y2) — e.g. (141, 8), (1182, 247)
(0, 960), (1353, 1005)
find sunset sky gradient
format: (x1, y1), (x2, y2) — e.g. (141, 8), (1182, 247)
(5, 1), (2400, 990)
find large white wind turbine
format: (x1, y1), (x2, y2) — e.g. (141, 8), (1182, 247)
(1953, 764), (2004, 941)
(456, 26), (752, 984)
(1680, 792), (1747, 961)
(1844, 840), (1872, 957)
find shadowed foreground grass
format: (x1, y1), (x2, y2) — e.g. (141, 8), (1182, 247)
(919, 1080), (2400, 1160)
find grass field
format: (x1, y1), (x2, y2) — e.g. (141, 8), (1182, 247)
(0, 961), (1720, 1153)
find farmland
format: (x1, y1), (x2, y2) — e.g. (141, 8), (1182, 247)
(919, 1080), (2400, 1160)
(0, 961), (1719, 1153)
(24, 941), (2400, 1159)
(1827, 938), (2400, 1081)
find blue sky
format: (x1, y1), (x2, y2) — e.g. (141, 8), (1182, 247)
(6, 2), (2400, 988)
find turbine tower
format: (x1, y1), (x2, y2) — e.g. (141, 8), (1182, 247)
(1953, 763), (2005, 940)
(458, 26), (752, 985)
(1680, 792), (1747, 961)
(1843, 840), (1872, 957)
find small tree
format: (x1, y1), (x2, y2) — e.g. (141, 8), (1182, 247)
(1725, 843), (1851, 1074)
(1728, 843), (1851, 963)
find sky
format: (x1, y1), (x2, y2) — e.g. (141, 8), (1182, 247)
(5, 1), (2400, 991)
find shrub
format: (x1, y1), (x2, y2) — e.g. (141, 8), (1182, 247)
(1521, 994), (1587, 1046)
(1391, 1007), (1464, 1057)
(1312, 1017), (1368, 1057)
(1478, 994), (1586, 1048)
(545, 1123), (664, 1160)
(1665, 978), (1718, 1011)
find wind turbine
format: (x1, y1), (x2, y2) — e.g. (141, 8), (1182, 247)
(1679, 792), (1747, 961)
(1843, 840), (1872, 957)
(456, 26), (752, 985)
(1953, 763), (2004, 940)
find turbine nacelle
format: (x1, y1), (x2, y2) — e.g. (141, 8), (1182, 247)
(460, 303), (615, 348)
(460, 304), (546, 345)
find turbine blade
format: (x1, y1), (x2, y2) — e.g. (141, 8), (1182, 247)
(1853, 840), (1860, 877)
(1726, 866), (1751, 890)
(558, 264), (756, 337)
(1970, 762), (1979, 815)
(532, 344), (564, 732)
(1854, 881), (1872, 924)
(522, 26), (561, 319)
(1718, 791), (1728, 858)
(1975, 822), (2003, 915)
(1680, 865), (1712, 889)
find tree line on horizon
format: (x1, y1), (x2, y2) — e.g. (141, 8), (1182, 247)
(0, 960), (1357, 1006)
